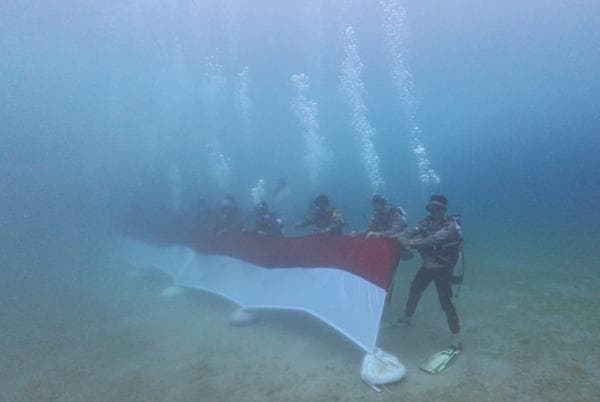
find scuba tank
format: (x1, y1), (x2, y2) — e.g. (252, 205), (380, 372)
(452, 242), (466, 297)
(446, 214), (465, 297)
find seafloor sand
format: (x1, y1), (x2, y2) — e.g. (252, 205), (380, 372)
(2, 231), (599, 402)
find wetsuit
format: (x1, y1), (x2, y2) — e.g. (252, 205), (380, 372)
(255, 211), (283, 236)
(214, 206), (243, 234)
(297, 206), (344, 235)
(369, 205), (407, 237)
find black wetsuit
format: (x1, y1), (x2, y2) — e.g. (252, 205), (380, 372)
(255, 211), (283, 236)
(368, 205), (407, 237)
(297, 206), (344, 235)
(214, 206), (243, 234)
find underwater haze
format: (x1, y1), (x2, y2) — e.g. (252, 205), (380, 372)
(2, 1), (600, 401)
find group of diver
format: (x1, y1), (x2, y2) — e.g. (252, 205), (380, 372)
(198, 192), (464, 350)
(205, 192), (403, 238)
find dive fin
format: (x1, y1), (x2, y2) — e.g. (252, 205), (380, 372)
(420, 347), (460, 374)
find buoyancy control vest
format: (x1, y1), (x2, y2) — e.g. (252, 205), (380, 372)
(417, 214), (463, 268)
(370, 206), (405, 232)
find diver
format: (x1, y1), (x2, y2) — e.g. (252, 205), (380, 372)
(254, 201), (284, 236)
(365, 194), (408, 238)
(393, 195), (464, 350)
(195, 196), (213, 231)
(214, 195), (243, 234)
(363, 194), (410, 305)
(294, 194), (344, 235)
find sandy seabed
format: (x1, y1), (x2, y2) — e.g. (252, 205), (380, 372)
(2, 233), (599, 402)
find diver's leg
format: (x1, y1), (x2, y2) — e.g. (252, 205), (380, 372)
(403, 267), (433, 322)
(434, 269), (461, 348)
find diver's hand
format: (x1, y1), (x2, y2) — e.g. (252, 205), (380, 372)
(396, 236), (412, 248)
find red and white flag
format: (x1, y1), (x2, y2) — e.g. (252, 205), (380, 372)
(125, 233), (400, 352)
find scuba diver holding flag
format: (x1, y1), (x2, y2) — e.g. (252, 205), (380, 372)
(391, 195), (464, 373)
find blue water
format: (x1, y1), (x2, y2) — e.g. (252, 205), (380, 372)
(2, 1), (600, 399)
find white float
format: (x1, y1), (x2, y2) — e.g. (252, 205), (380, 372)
(360, 348), (406, 387)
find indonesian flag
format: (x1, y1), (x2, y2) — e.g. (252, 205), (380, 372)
(124, 232), (401, 352)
